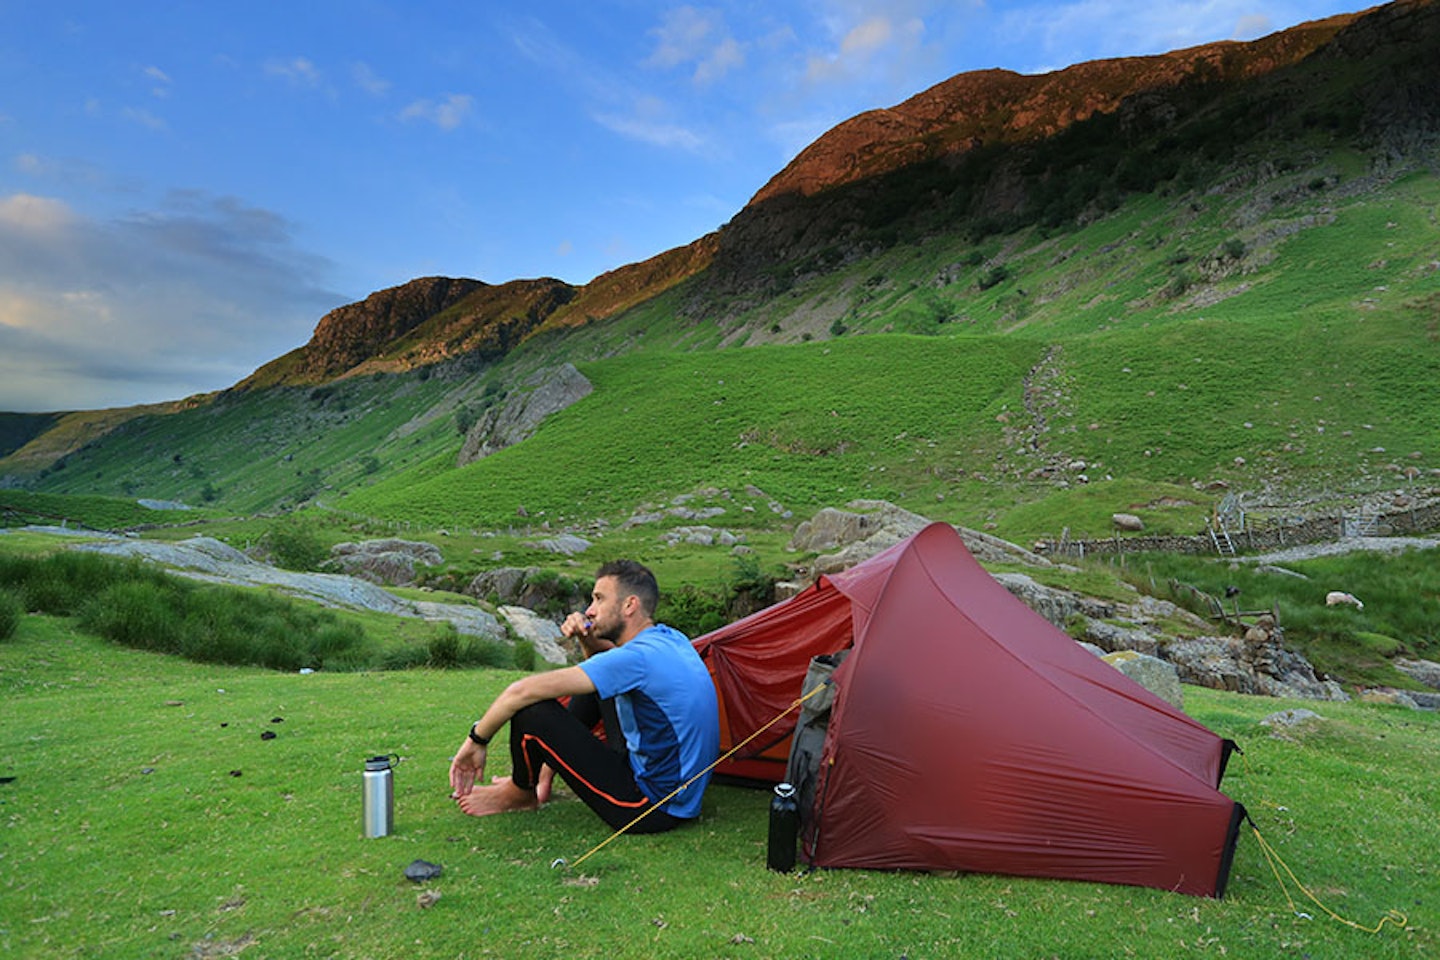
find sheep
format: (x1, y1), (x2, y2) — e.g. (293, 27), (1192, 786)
(1325, 590), (1364, 610)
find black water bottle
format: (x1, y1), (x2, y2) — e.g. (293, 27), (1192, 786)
(767, 781), (799, 872)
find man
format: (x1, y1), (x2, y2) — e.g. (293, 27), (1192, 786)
(449, 560), (720, 832)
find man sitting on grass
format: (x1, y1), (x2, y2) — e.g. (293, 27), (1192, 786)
(448, 560), (720, 832)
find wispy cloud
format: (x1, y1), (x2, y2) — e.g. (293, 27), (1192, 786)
(264, 56), (323, 87)
(0, 191), (342, 412)
(352, 62), (391, 97)
(143, 65), (172, 98)
(120, 106), (167, 131)
(592, 110), (705, 151)
(805, 15), (927, 85)
(399, 93), (474, 130)
(645, 6), (746, 85)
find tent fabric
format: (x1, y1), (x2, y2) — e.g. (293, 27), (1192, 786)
(693, 522), (1241, 897)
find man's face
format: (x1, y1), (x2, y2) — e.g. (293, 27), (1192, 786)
(584, 576), (627, 642)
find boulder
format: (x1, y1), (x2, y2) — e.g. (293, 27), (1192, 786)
(330, 539), (444, 586)
(1164, 635), (1348, 701)
(790, 502), (1052, 580)
(1260, 708), (1322, 728)
(467, 566), (533, 604)
(1102, 650), (1183, 708)
(1112, 513), (1145, 532)
(1395, 657), (1440, 689)
(1080, 619), (1162, 657)
(410, 601), (506, 642)
(465, 566), (587, 617)
(522, 534), (592, 556)
(498, 606), (571, 665)
(992, 573), (1115, 629)
(790, 501), (929, 555)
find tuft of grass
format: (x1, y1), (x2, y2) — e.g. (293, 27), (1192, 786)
(0, 587), (19, 640)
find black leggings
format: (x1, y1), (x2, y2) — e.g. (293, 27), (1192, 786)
(508, 698), (685, 833)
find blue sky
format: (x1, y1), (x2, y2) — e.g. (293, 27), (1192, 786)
(0, 1), (1367, 413)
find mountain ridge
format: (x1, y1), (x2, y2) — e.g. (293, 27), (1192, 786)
(217, 2), (1430, 393)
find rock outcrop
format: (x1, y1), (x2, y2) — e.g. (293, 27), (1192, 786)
(789, 500), (1051, 580)
(457, 364), (593, 467)
(329, 538), (444, 586)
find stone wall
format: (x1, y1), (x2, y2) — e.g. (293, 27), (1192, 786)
(1038, 501), (1440, 559)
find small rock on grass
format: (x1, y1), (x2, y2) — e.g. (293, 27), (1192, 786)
(404, 859), (443, 882)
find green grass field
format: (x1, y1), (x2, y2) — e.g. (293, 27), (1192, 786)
(2, 617), (1434, 959)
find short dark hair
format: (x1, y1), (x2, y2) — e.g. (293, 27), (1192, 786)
(595, 559), (658, 618)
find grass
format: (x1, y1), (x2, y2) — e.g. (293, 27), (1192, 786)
(1, 619), (1435, 959)
(0, 546), (530, 676)
(1125, 547), (1440, 690)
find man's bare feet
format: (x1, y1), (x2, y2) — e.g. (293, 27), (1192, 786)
(483, 767), (556, 805)
(455, 777), (539, 817)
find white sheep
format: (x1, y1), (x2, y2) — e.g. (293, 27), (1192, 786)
(1325, 591), (1364, 610)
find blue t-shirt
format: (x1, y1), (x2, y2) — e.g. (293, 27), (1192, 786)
(579, 623), (720, 819)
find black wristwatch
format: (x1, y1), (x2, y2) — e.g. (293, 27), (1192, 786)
(467, 724), (490, 747)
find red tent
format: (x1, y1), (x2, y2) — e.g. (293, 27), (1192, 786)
(693, 522), (1243, 897)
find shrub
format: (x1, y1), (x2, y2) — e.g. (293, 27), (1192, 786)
(260, 520), (328, 571)
(425, 623), (515, 670)
(3, 552), (152, 616)
(977, 265), (1010, 290)
(660, 584), (729, 638)
(82, 580), (185, 654)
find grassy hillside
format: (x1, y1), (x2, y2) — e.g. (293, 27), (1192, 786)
(5, 152), (1437, 550)
(12, 375), (471, 516)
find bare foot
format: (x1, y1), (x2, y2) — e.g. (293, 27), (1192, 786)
(455, 777), (539, 817)
(485, 766), (556, 805)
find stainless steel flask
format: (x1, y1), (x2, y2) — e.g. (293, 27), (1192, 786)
(362, 754), (397, 838)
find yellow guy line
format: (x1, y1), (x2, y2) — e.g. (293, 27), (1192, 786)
(1250, 826), (1408, 934)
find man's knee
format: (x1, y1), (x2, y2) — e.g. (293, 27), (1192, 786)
(511, 698), (568, 732)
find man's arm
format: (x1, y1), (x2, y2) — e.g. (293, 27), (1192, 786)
(448, 666), (597, 798)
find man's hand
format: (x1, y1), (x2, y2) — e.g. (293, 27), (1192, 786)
(449, 739), (486, 798)
(562, 612), (614, 658)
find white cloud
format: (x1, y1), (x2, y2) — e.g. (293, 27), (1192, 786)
(144, 65), (172, 98)
(0, 193), (76, 232)
(265, 56), (322, 87)
(645, 6), (746, 84)
(695, 37), (745, 85)
(806, 15), (926, 85)
(0, 191), (343, 412)
(352, 62), (391, 97)
(120, 106), (167, 131)
(399, 94), (474, 131)
(593, 111), (705, 152)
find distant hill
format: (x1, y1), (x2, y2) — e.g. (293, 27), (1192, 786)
(4, 0), (1438, 535)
